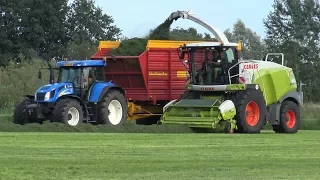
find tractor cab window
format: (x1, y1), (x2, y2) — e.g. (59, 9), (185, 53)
(191, 47), (236, 85)
(81, 67), (105, 89)
(58, 67), (81, 87)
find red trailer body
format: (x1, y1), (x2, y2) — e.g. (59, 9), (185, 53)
(91, 40), (200, 123)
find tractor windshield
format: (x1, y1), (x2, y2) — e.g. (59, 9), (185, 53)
(58, 67), (105, 88)
(58, 67), (82, 87)
(188, 47), (236, 85)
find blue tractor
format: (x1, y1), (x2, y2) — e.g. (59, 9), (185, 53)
(13, 59), (128, 126)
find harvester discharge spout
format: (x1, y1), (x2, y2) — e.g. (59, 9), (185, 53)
(167, 10), (229, 44)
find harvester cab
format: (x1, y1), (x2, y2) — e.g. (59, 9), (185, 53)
(13, 59), (128, 127)
(161, 10), (302, 134)
(178, 41), (241, 86)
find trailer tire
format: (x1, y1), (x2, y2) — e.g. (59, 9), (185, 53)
(98, 90), (127, 125)
(233, 89), (267, 133)
(273, 100), (300, 134)
(51, 99), (83, 126)
(13, 98), (37, 125)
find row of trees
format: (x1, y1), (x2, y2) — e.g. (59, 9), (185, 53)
(0, 0), (121, 66)
(0, 0), (319, 101)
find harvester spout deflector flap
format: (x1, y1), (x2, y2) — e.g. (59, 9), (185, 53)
(167, 10), (230, 44)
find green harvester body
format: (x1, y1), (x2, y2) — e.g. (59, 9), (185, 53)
(160, 44), (302, 133)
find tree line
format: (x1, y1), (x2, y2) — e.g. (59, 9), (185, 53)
(0, 0), (319, 102)
(0, 0), (121, 66)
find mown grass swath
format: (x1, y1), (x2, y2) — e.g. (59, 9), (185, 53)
(0, 131), (320, 179)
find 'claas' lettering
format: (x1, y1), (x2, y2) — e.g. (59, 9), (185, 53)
(244, 64), (258, 69)
(200, 87), (215, 91)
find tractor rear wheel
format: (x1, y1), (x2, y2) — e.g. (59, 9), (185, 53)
(13, 98), (37, 125)
(51, 99), (84, 126)
(233, 89), (267, 133)
(273, 100), (300, 133)
(98, 90), (127, 125)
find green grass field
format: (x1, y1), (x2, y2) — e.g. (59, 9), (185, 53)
(1, 131), (320, 180)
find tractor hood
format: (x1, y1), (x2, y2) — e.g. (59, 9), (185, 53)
(35, 83), (74, 102)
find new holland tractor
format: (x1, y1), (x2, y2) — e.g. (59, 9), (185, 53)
(159, 11), (302, 134)
(13, 59), (128, 126)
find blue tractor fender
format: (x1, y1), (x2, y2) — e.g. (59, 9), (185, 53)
(88, 82), (125, 103)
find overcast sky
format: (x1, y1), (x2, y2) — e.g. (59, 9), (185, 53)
(92, 0), (275, 39)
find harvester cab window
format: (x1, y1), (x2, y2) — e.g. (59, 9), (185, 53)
(224, 48), (235, 63)
(191, 47), (238, 85)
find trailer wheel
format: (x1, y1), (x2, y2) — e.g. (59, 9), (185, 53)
(273, 100), (300, 134)
(51, 99), (83, 126)
(98, 90), (128, 125)
(233, 89), (267, 133)
(13, 98), (37, 125)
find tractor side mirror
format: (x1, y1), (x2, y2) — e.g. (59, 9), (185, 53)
(179, 51), (186, 60)
(38, 71), (42, 79)
(182, 59), (189, 69)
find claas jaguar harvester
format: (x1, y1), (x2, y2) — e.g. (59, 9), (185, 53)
(160, 11), (302, 134)
(13, 59), (128, 126)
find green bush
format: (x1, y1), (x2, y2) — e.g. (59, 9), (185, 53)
(0, 59), (50, 112)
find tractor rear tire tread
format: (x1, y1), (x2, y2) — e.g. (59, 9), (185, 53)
(13, 98), (36, 125)
(98, 90), (127, 125)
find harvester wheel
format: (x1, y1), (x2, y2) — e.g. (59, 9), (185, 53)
(51, 99), (84, 126)
(273, 100), (300, 133)
(233, 89), (266, 133)
(13, 98), (37, 125)
(98, 90), (127, 125)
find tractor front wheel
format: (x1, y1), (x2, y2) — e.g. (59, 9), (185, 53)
(273, 100), (300, 133)
(98, 90), (127, 125)
(13, 98), (37, 125)
(233, 89), (267, 133)
(51, 99), (84, 126)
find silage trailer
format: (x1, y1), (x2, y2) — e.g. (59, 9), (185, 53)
(91, 40), (197, 125)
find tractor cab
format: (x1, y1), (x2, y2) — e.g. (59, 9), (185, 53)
(179, 41), (241, 86)
(55, 60), (106, 100)
(36, 60), (106, 102)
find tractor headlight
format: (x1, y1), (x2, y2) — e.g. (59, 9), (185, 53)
(44, 92), (50, 101)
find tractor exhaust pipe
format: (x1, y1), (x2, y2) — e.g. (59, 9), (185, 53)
(45, 60), (54, 84)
